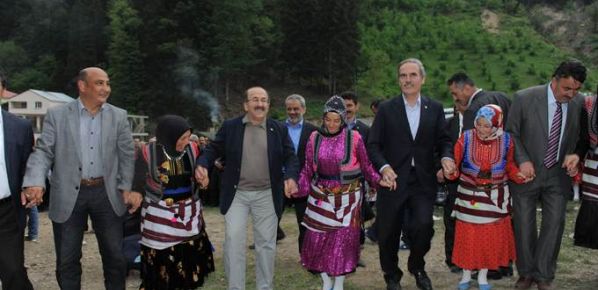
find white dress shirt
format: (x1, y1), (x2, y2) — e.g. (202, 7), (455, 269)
(0, 109), (12, 199)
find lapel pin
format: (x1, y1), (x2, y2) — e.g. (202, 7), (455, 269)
(424, 105), (428, 109)
(270, 128), (274, 132)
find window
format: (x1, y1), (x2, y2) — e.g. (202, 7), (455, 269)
(11, 101), (27, 109)
(35, 102), (42, 109)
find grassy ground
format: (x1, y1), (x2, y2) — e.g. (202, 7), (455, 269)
(196, 202), (598, 290)
(25, 201), (598, 289)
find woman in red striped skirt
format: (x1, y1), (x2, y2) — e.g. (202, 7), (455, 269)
(446, 105), (530, 290)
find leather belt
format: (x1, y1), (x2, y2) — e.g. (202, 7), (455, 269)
(80, 177), (104, 187)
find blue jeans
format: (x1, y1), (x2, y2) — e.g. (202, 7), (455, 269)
(26, 206), (39, 239)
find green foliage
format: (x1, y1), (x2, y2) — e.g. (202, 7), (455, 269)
(355, 2), (598, 107)
(107, 0), (144, 113)
(1, 0), (596, 123)
(0, 41), (29, 75)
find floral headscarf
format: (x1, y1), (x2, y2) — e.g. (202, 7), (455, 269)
(474, 104), (503, 140)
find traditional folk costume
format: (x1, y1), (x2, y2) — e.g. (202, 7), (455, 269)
(297, 96), (381, 278)
(133, 115), (214, 290)
(575, 94), (598, 249)
(448, 105), (524, 290)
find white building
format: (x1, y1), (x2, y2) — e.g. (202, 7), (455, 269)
(7, 89), (149, 140)
(8, 89), (74, 137)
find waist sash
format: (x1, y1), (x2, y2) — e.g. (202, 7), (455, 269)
(302, 181), (361, 232)
(140, 197), (202, 250)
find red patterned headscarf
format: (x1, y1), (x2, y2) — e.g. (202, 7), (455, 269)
(474, 104), (503, 140)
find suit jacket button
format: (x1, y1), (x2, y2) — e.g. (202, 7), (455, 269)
(75, 186), (79, 190)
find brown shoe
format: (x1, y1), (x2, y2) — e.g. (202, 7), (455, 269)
(514, 276), (534, 289)
(536, 281), (552, 290)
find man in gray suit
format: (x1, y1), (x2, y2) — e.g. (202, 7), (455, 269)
(22, 67), (142, 290)
(506, 60), (588, 290)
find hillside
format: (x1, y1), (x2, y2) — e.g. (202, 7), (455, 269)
(268, 2), (598, 121)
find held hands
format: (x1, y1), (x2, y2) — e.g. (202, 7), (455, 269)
(380, 167), (397, 191)
(284, 178), (298, 198)
(123, 191), (143, 213)
(194, 165), (210, 188)
(519, 161), (536, 182)
(21, 186), (44, 208)
(441, 158), (456, 178)
(562, 154), (580, 177)
(436, 169), (445, 183)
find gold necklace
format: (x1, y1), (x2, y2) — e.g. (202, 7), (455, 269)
(161, 146), (186, 175)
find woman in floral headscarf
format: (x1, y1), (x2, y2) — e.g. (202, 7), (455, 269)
(446, 104), (529, 290)
(294, 96), (390, 290)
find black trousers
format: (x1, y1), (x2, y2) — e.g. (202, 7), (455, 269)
(0, 197), (33, 290)
(293, 197), (308, 254)
(377, 169), (435, 282)
(443, 182), (458, 267)
(52, 184), (126, 290)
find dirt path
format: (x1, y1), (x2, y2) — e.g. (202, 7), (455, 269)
(24, 205), (598, 289)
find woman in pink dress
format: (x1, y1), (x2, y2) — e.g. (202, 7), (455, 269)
(294, 96), (390, 290)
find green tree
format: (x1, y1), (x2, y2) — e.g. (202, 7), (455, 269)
(107, 0), (144, 113)
(0, 41), (29, 75)
(65, 0), (109, 82)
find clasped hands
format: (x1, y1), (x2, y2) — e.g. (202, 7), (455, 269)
(517, 154), (579, 183)
(21, 186), (44, 208)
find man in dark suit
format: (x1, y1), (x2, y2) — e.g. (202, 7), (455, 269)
(0, 72), (34, 290)
(447, 72), (511, 132)
(340, 91), (378, 265)
(368, 58), (454, 290)
(195, 86), (299, 290)
(446, 72), (514, 278)
(506, 60), (589, 290)
(284, 93), (317, 253)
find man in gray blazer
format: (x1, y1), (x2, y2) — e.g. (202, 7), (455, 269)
(506, 60), (588, 290)
(22, 67), (141, 290)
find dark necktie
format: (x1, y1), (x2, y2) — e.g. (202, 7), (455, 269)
(544, 102), (562, 168)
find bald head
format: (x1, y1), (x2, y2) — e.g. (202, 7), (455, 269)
(77, 67), (111, 109)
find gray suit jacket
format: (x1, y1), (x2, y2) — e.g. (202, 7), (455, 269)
(23, 100), (135, 223)
(506, 84), (585, 195)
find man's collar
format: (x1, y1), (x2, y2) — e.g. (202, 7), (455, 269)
(467, 88), (483, 107)
(547, 83), (557, 105)
(402, 94), (421, 107)
(242, 114), (267, 128)
(286, 118), (304, 127)
(78, 98), (105, 113)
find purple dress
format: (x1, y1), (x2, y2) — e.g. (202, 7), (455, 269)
(297, 128), (380, 276)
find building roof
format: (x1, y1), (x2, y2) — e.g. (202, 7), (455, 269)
(29, 89), (74, 103)
(1, 89), (17, 99)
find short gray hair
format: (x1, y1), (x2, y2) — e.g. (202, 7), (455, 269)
(398, 58), (426, 78)
(285, 94), (306, 108)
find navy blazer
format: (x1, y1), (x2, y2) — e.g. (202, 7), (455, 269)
(296, 121), (317, 172)
(367, 96), (452, 195)
(2, 109), (34, 229)
(198, 116), (298, 217)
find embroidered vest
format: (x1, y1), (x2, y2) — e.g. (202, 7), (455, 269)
(141, 142), (200, 202)
(461, 130), (510, 185)
(311, 129), (362, 184)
